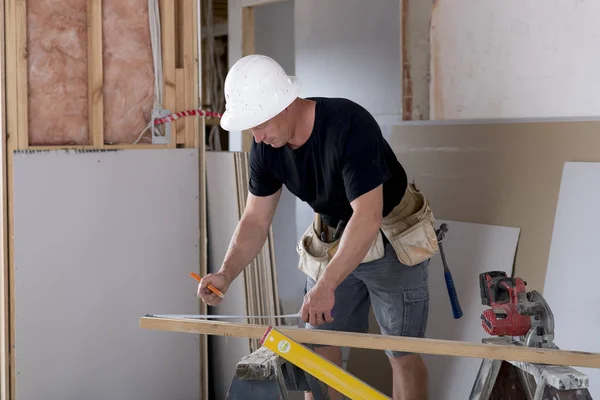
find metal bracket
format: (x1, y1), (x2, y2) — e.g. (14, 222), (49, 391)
(151, 109), (172, 145)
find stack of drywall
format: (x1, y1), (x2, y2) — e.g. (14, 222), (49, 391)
(206, 151), (282, 399)
(233, 151), (281, 351)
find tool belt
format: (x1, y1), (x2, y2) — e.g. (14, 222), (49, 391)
(296, 182), (439, 282)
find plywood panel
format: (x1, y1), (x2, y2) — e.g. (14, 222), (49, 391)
(12, 149), (200, 399)
(388, 119), (600, 292)
(543, 162), (600, 398)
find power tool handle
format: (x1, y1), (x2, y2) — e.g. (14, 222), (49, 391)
(444, 269), (463, 319)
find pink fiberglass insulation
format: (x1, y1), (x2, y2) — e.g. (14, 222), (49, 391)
(103, 0), (155, 144)
(27, 0), (89, 145)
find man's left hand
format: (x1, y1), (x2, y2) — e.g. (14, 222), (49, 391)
(300, 281), (336, 326)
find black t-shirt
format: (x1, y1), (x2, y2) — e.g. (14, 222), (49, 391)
(248, 97), (408, 227)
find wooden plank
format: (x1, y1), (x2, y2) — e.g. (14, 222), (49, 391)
(1, 0), (11, 398)
(26, 144), (171, 150)
(139, 317), (600, 369)
(241, 6), (255, 151)
(183, 0), (198, 148)
(15, 0), (27, 150)
(160, 0), (177, 147)
(195, 1), (208, 396)
(235, 347), (277, 380)
(87, 0), (104, 147)
(175, 68), (185, 144)
(241, 0), (289, 7)
(401, 0), (412, 121)
(4, 1), (27, 395)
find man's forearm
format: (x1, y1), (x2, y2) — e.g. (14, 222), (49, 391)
(319, 211), (381, 289)
(219, 216), (269, 282)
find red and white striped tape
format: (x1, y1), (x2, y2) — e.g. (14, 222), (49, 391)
(153, 108), (223, 126)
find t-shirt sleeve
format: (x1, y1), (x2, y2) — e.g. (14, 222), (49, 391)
(340, 121), (391, 203)
(248, 141), (282, 197)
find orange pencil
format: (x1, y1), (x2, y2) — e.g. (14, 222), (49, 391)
(190, 272), (225, 299)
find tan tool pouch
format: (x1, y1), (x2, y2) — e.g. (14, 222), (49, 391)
(380, 182), (439, 266)
(296, 214), (384, 282)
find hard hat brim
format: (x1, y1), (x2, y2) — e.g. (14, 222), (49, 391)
(220, 76), (302, 132)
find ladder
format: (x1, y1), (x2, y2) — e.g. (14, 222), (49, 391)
(469, 337), (593, 399)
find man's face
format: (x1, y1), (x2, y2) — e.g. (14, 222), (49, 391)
(250, 111), (291, 148)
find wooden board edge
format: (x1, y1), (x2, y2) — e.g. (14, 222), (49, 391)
(1, 1), (10, 398)
(138, 317), (600, 370)
(87, 0), (104, 147)
(159, 0), (177, 148)
(15, 0), (26, 150)
(241, 6), (255, 152)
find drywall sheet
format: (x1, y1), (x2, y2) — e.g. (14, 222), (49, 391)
(430, 0), (600, 119)
(345, 220), (520, 397)
(12, 149), (201, 400)
(388, 119), (600, 292)
(423, 219), (520, 400)
(294, 0), (401, 117)
(205, 151), (250, 400)
(543, 162), (600, 397)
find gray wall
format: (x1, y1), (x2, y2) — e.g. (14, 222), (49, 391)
(294, 0), (402, 118)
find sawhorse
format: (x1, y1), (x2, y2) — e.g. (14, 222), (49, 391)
(225, 326), (390, 399)
(470, 337), (593, 399)
(226, 346), (330, 399)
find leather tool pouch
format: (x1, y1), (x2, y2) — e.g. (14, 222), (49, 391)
(296, 213), (384, 282)
(380, 182), (439, 266)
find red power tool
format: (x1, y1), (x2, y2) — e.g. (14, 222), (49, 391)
(479, 271), (544, 337)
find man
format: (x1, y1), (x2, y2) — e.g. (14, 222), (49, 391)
(197, 54), (437, 400)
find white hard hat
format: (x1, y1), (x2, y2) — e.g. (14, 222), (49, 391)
(220, 54), (302, 131)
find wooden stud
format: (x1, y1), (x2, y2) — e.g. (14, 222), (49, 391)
(194, 1), (208, 397)
(87, 0), (104, 146)
(4, 1), (27, 396)
(160, 0), (177, 147)
(241, 6), (255, 152)
(26, 144), (172, 151)
(175, 68), (186, 144)
(183, 0), (198, 148)
(401, 0), (413, 121)
(2, 1), (10, 399)
(241, 0), (289, 6)
(15, 0), (27, 150)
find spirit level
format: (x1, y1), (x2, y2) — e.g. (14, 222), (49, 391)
(259, 326), (390, 400)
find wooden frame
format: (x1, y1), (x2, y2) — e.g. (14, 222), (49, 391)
(5, 0), (204, 151)
(1, 1), (209, 398)
(1, 3), (7, 400)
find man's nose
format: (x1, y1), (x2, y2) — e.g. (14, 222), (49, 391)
(253, 131), (266, 143)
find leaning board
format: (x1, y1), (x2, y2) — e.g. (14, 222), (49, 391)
(422, 219), (520, 400)
(12, 149), (201, 399)
(543, 161), (600, 398)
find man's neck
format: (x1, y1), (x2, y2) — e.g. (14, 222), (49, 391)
(287, 99), (316, 150)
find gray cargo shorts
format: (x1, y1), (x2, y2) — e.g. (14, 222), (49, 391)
(304, 241), (429, 358)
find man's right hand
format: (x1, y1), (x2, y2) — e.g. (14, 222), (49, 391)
(197, 272), (231, 306)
